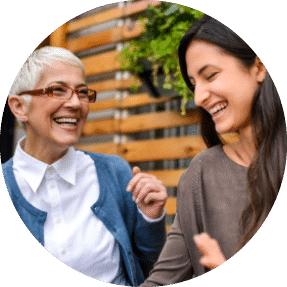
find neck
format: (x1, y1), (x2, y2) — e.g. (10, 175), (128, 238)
(22, 138), (69, 165)
(223, 126), (257, 167)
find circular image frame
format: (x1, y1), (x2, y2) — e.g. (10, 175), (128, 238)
(1, 1), (286, 286)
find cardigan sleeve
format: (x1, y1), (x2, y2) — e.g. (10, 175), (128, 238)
(107, 154), (167, 278)
(133, 207), (166, 278)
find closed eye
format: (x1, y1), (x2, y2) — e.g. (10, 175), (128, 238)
(78, 89), (89, 95)
(207, 72), (218, 80)
(49, 85), (67, 92)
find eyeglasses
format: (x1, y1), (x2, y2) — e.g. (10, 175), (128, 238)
(18, 85), (97, 103)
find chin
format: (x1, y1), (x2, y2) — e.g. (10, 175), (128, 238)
(55, 137), (79, 149)
(215, 126), (232, 135)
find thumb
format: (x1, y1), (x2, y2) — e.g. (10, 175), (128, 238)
(132, 166), (141, 177)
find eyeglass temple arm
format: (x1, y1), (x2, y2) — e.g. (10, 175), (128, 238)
(18, 88), (48, 96)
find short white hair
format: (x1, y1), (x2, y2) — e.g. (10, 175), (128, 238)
(9, 46), (85, 104)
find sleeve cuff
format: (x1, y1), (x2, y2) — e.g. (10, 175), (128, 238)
(137, 207), (166, 223)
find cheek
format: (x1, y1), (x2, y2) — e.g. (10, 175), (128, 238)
(82, 105), (89, 120)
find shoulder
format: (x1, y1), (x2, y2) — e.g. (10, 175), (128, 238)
(192, 144), (224, 164)
(78, 150), (132, 177)
(1, 158), (13, 178)
(2, 158), (13, 170)
(83, 151), (130, 167)
(180, 145), (223, 181)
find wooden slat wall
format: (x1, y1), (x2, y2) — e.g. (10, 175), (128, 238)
(50, 1), (240, 231)
(82, 109), (200, 136)
(67, 1), (161, 33)
(67, 21), (144, 53)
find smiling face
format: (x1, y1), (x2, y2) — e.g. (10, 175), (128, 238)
(23, 62), (89, 162)
(185, 40), (265, 135)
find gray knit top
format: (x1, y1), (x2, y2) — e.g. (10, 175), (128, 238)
(142, 145), (248, 286)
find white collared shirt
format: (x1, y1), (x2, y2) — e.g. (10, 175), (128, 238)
(12, 138), (127, 284)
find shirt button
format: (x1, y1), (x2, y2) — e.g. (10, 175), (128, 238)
(50, 183), (55, 188)
(57, 218), (61, 224)
(62, 249), (66, 254)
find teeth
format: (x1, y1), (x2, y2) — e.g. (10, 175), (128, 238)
(209, 103), (227, 115)
(54, 118), (78, 124)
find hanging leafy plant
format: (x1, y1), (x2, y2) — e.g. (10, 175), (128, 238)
(117, 2), (203, 114)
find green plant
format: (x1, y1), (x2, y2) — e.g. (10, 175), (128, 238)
(117, 2), (203, 114)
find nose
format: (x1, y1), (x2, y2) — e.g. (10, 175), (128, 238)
(64, 91), (81, 108)
(193, 83), (210, 107)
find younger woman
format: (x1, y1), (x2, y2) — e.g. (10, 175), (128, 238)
(142, 15), (286, 285)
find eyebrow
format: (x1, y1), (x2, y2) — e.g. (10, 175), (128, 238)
(48, 81), (87, 89)
(188, 64), (213, 80)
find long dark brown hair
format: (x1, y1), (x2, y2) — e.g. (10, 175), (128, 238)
(178, 15), (287, 250)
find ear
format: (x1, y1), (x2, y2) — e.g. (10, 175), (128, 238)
(8, 95), (29, 123)
(254, 56), (267, 83)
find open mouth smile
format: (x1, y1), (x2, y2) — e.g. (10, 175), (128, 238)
(53, 118), (79, 126)
(209, 102), (228, 116)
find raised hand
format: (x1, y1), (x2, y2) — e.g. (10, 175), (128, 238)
(127, 166), (168, 219)
(193, 232), (226, 270)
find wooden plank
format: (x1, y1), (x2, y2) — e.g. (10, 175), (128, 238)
(67, 0), (161, 33)
(50, 23), (67, 48)
(88, 93), (179, 112)
(67, 21), (144, 53)
(76, 142), (119, 155)
(145, 169), (186, 187)
(81, 50), (120, 76)
(118, 133), (240, 162)
(119, 135), (206, 162)
(119, 109), (200, 134)
(82, 118), (119, 136)
(89, 98), (119, 112)
(82, 109), (200, 136)
(76, 133), (239, 159)
(165, 197), (176, 215)
(88, 77), (139, 93)
(120, 93), (179, 109)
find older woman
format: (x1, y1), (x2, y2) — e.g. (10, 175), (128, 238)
(2, 46), (167, 286)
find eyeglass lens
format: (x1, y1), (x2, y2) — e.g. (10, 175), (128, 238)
(50, 86), (95, 103)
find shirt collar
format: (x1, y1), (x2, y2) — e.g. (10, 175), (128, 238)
(13, 137), (77, 193)
(52, 147), (76, 186)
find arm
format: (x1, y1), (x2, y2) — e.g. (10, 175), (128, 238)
(127, 166), (167, 276)
(112, 158), (167, 278)
(141, 215), (193, 286)
(141, 156), (206, 285)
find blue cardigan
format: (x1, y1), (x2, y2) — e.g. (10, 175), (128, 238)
(2, 151), (166, 286)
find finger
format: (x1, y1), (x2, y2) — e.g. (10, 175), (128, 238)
(132, 166), (141, 177)
(132, 178), (150, 201)
(127, 172), (143, 192)
(133, 177), (165, 202)
(142, 191), (167, 205)
(134, 183), (153, 204)
(199, 256), (215, 270)
(134, 181), (164, 204)
(127, 172), (155, 192)
(193, 233), (212, 255)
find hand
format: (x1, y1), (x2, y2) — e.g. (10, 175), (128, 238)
(193, 233), (226, 270)
(127, 166), (168, 219)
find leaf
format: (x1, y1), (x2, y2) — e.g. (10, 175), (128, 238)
(115, 2), (203, 111)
